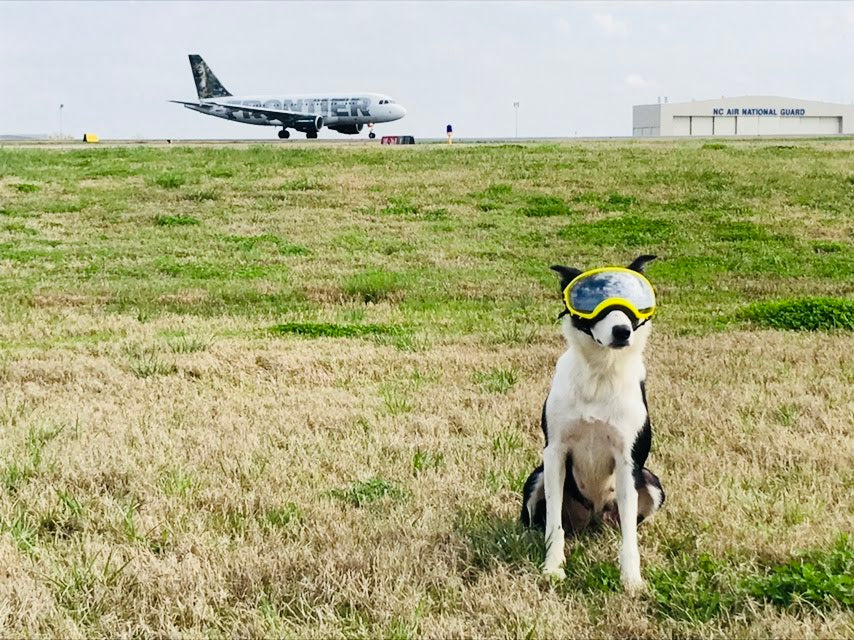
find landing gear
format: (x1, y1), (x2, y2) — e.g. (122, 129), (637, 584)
(368, 123), (376, 139)
(368, 131), (376, 139)
(306, 131), (318, 139)
(278, 129), (290, 139)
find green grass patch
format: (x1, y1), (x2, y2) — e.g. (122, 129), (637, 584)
(454, 510), (543, 572)
(262, 503), (302, 529)
(281, 177), (326, 191)
(411, 449), (444, 474)
(382, 197), (419, 216)
(150, 173), (187, 189)
(473, 368), (518, 394)
(739, 297), (854, 331)
(181, 189), (219, 202)
(748, 535), (853, 609)
(561, 213), (676, 247)
(13, 183), (40, 193)
(270, 322), (402, 339)
(522, 195), (572, 217)
(343, 269), (404, 304)
(648, 553), (738, 623)
(603, 193), (636, 211)
(224, 233), (308, 255)
(330, 477), (406, 507)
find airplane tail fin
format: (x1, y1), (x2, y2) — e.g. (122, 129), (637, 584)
(188, 54), (231, 99)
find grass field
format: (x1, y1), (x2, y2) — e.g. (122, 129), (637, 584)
(0, 139), (852, 638)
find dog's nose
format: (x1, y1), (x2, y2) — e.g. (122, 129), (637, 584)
(612, 325), (631, 342)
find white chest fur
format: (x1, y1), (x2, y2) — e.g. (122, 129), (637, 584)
(545, 341), (648, 509)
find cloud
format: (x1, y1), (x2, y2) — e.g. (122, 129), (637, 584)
(592, 13), (628, 36)
(625, 74), (655, 88)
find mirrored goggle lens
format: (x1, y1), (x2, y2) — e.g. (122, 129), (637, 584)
(568, 271), (655, 315)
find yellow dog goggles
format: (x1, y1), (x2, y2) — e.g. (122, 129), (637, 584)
(562, 267), (656, 320)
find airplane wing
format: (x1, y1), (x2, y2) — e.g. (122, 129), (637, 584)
(169, 100), (317, 126)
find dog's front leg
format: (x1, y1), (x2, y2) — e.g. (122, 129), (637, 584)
(615, 458), (643, 591)
(542, 443), (567, 579)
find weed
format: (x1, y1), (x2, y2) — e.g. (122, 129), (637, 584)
(473, 368), (518, 394)
(262, 503), (302, 529)
(455, 509), (543, 572)
(270, 322), (402, 339)
(491, 431), (523, 455)
(383, 197), (419, 216)
(282, 176), (326, 191)
(343, 269), (403, 304)
(129, 349), (178, 378)
(182, 189), (219, 202)
(412, 449), (445, 474)
(159, 468), (195, 496)
(330, 476), (406, 507)
(380, 383), (413, 415)
(166, 335), (210, 353)
(151, 173), (187, 189)
(747, 535), (853, 609)
(155, 214), (200, 227)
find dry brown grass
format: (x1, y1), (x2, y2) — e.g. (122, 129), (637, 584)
(0, 312), (851, 637)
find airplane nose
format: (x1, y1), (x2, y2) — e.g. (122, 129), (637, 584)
(395, 105), (407, 118)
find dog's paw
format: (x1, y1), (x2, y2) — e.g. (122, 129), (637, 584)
(542, 565), (566, 582)
(602, 504), (620, 529)
(621, 574), (645, 594)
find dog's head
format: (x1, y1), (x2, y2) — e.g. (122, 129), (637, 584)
(551, 255), (656, 352)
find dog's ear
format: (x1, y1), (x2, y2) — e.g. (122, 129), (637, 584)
(550, 265), (583, 292)
(627, 254), (657, 273)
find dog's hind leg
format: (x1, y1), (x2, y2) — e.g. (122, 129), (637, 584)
(603, 468), (665, 528)
(521, 463), (593, 534)
(520, 464), (546, 529)
(637, 468), (665, 523)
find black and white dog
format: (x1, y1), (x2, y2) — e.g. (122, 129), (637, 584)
(521, 254), (665, 590)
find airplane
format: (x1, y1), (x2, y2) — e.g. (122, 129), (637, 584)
(171, 55), (407, 139)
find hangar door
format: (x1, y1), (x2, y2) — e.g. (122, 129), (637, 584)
(713, 117), (736, 135)
(672, 117), (690, 136)
(755, 116), (841, 135)
(691, 117), (713, 135)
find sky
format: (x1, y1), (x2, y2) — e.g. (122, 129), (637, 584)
(1, 1), (853, 140)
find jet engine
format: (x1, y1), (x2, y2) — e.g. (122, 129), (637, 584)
(327, 123), (364, 135)
(293, 116), (324, 133)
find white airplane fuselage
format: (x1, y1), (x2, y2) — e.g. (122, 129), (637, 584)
(187, 93), (405, 128)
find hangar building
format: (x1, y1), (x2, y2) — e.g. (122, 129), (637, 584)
(633, 96), (854, 137)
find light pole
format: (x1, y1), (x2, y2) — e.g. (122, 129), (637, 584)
(513, 101), (519, 138)
(59, 104), (64, 139)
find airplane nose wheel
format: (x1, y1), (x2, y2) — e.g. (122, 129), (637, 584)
(368, 123), (376, 139)
(368, 132), (376, 139)
(278, 129), (290, 139)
